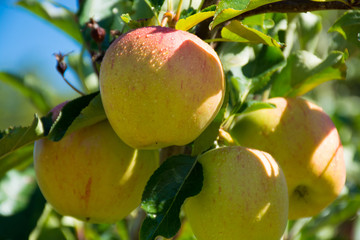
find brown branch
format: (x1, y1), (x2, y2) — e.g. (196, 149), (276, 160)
(233, 0), (356, 22)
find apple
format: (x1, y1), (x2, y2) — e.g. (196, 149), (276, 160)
(184, 146), (288, 240)
(230, 97), (346, 219)
(34, 120), (159, 223)
(99, 26), (225, 149)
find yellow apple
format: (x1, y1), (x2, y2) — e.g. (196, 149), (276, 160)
(100, 26), (225, 149)
(184, 146), (288, 240)
(33, 120), (159, 223)
(230, 97), (346, 219)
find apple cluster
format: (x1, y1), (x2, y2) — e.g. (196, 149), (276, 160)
(33, 26), (346, 239)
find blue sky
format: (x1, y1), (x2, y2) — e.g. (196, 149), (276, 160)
(0, 0), (82, 96)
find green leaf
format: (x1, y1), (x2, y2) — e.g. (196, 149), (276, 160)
(238, 100), (275, 114)
(270, 50), (347, 97)
(329, 10), (360, 46)
(140, 155), (203, 240)
(243, 45), (286, 93)
(0, 72), (50, 114)
(175, 11), (215, 31)
(220, 20), (284, 47)
(65, 93), (107, 136)
(0, 145), (33, 178)
(17, 0), (83, 43)
(329, 10), (360, 39)
(48, 92), (106, 141)
(121, 13), (154, 29)
(0, 115), (44, 160)
(212, 0), (282, 28)
(0, 187), (46, 240)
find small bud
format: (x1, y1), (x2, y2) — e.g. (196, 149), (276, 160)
(91, 27), (106, 44)
(86, 18), (106, 44)
(54, 53), (67, 76)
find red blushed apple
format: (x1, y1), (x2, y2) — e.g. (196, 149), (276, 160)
(34, 120), (159, 223)
(185, 146), (289, 240)
(100, 26), (225, 149)
(230, 97), (346, 219)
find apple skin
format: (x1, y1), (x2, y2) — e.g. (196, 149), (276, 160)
(230, 97), (346, 219)
(184, 146), (289, 240)
(34, 120), (159, 223)
(100, 26), (225, 149)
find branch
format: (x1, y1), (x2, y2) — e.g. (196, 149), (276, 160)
(234, 0), (357, 21)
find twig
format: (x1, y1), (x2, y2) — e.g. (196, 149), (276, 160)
(234, 0), (356, 22)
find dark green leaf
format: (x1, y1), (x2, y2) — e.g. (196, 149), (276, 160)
(48, 92), (105, 141)
(243, 45), (285, 79)
(329, 10), (360, 46)
(0, 115), (44, 160)
(0, 187), (46, 240)
(140, 155), (203, 240)
(17, 0), (83, 43)
(270, 50), (347, 97)
(329, 10), (360, 39)
(0, 72), (50, 114)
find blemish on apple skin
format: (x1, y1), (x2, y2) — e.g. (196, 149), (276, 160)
(81, 177), (92, 207)
(293, 185), (308, 200)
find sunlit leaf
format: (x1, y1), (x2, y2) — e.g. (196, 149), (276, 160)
(220, 20), (284, 47)
(0, 115), (44, 160)
(140, 155), (203, 240)
(270, 50), (347, 97)
(176, 11), (215, 31)
(17, 0), (83, 43)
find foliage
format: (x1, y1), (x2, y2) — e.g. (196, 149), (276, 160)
(1, 0), (360, 239)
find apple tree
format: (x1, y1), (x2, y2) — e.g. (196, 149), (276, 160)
(0, 0), (360, 239)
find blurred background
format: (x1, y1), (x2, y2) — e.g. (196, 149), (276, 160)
(0, 0), (360, 239)
(0, 0), (81, 129)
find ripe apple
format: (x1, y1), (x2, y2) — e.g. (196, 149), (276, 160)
(230, 97), (346, 219)
(99, 26), (225, 149)
(34, 120), (159, 223)
(184, 146), (289, 240)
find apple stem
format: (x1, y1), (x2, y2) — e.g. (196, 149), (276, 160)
(174, 0), (184, 22)
(62, 75), (86, 96)
(218, 128), (236, 146)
